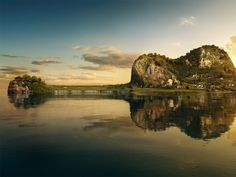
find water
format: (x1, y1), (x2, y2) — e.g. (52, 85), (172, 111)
(0, 91), (236, 177)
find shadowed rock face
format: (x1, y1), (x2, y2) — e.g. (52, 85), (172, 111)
(130, 45), (236, 90)
(129, 94), (236, 139)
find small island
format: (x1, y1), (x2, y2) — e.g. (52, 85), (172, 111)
(8, 75), (51, 95)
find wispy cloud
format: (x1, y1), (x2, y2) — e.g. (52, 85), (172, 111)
(57, 73), (97, 81)
(0, 66), (39, 75)
(69, 65), (111, 71)
(44, 72), (115, 85)
(72, 45), (112, 52)
(179, 16), (196, 26)
(73, 45), (94, 51)
(0, 54), (25, 58)
(77, 65), (111, 71)
(32, 58), (62, 65)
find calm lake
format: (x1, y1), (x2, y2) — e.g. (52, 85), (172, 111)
(0, 91), (236, 177)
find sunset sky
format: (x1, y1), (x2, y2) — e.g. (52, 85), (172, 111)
(1, 0), (236, 89)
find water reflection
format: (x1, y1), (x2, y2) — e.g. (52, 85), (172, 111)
(8, 93), (47, 109)
(7, 93), (236, 140)
(129, 94), (236, 139)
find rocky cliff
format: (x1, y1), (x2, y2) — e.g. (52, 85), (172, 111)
(130, 45), (236, 91)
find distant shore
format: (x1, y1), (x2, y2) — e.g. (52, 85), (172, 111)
(49, 84), (220, 96)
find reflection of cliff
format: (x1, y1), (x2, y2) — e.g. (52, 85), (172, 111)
(8, 94), (47, 109)
(129, 94), (236, 139)
(130, 96), (181, 131)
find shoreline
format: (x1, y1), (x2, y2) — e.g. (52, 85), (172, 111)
(49, 85), (235, 95)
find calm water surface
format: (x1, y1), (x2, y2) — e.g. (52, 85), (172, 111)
(0, 91), (236, 177)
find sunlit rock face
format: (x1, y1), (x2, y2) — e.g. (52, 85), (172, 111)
(131, 54), (179, 87)
(130, 54), (179, 88)
(129, 94), (236, 139)
(130, 45), (236, 90)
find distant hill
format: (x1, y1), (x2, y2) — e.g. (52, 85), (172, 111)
(130, 45), (236, 91)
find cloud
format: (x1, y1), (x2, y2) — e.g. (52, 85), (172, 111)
(72, 45), (112, 52)
(0, 54), (24, 58)
(72, 45), (138, 70)
(226, 36), (236, 66)
(75, 46), (138, 70)
(226, 36), (236, 56)
(0, 66), (31, 81)
(69, 64), (112, 71)
(79, 65), (112, 71)
(179, 16), (196, 26)
(32, 59), (62, 65)
(171, 42), (181, 47)
(230, 36), (236, 43)
(72, 45), (94, 51)
(31, 69), (40, 73)
(57, 73), (97, 81)
(44, 72), (115, 84)
(45, 73), (99, 82)
(0, 66), (40, 75)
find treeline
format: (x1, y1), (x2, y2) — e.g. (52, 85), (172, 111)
(13, 75), (52, 95)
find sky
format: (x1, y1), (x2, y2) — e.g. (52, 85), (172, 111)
(0, 0), (236, 89)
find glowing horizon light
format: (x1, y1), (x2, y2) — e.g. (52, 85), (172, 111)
(232, 56), (236, 68)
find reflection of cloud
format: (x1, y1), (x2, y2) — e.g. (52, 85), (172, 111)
(179, 16), (196, 26)
(32, 59), (62, 65)
(226, 120), (236, 147)
(0, 66), (39, 75)
(19, 123), (46, 128)
(82, 116), (139, 135)
(73, 45), (138, 69)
